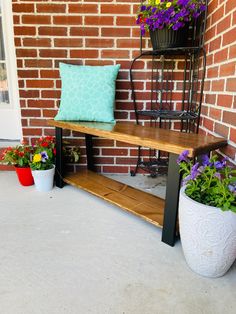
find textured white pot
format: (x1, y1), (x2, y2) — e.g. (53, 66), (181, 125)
(179, 186), (236, 278)
(32, 165), (55, 192)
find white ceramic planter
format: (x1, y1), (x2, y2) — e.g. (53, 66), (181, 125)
(179, 186), (236, 278)
(32, 165), (55, 192)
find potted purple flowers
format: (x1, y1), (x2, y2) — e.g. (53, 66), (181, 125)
(177, 151), (236, 277)
(136, 0), (207, 49)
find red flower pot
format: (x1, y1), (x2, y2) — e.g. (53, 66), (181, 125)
(14, 166), (34, 186)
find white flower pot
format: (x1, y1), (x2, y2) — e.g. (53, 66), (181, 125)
(32, 165), (55, 192)
(179, 186), (236, 278)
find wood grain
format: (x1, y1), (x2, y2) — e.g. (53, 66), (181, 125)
(48, 120), (227, 157)
(64, 170), (165, 227)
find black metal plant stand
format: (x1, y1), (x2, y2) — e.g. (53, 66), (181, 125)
(130, 1), (208, 177)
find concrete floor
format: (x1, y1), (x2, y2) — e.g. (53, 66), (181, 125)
(0, 171), (236, 314)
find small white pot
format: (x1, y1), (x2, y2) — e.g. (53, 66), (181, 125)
(32, 165), (55, 192)
(179, 186), (236, 278)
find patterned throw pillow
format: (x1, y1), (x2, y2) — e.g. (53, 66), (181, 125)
(55, 63), (120, 123)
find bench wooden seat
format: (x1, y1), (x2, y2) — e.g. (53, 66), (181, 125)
(48, 120), (227, 246)
(48, 120), (227, 157)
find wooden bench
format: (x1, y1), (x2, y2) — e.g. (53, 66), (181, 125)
(48, 120), (227, 246)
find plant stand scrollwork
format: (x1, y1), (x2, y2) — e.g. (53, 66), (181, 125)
(130, 1), (208, 177)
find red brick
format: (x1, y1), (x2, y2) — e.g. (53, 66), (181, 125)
(13, 3), (34, 12)
(101, 28), (130, 37)
(221, 145), (236, 160)
(23, 38), (51, 47)
(229, 44), (236, 59)
(102, 149), (128, 156)
(225, 0), (235, 14)
(22, 15), (51, 25)
(54, 38), (83, 47)
(40, 70), (59, 79)
(29, 119), (49, 127)
(85, 16), (113, 26)
(101, 4), (130, 14)
(53, 16), (82, 25)
(21, 109), (41, 117)
(70, 50), (99, 59)
(217, 94), (233, 108)
(203, 117), (214, 131)
(211, 5), (224, 26)
(217, 15), (231, 35)
(211, 79), (225, 91)
(223, 27), (236, 46)
(70, 27), (99, 37)
(42, 109), (57, 118)
(26, 80), (54, 88)
(14, 26), (36, 36)
(209, 108), (222, 120)
(25, 59), (53, 68)
(230, 128), (236, 142)
(37, 4), (66, 13)
(223, 111), (236, 124)
(207, 66), (218, 78)
(101, 50), (129, 59)
(219, 62), (236, 77)
(18, 70), (38, 78)
(16, 49), (37, 58)
(85, 38), (114, 48)
(226, 78), (236, 92)
(23, 128), (42, 136)
(117, 39), (140, 48)
(39, 49), (67, 58)
(116, 16), (136, 26)
(69, 4), (98, 14)
(38, 27), (67, 36)
(214, 48), (228, 63)
(209, 37), (221, 51)
(28, 99), (55, 108)
(205, 94), (216, 105)
(102, 166), (129, 174)
(41, 90), (61, 99)
(214, 123), (229, 138)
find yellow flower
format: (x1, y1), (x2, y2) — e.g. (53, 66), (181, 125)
(166, 2), (172, 8)
(155, 0), (160, 4)
(33, 153), (42, 163)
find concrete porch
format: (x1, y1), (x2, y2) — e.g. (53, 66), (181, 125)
(0, 171), (235, 314)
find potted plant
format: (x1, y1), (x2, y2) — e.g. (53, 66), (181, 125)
(136, 0), (207, 49)
(177, 150), (236, 277)
(0, 142), (34, 186)
(30, 136), (56, 192)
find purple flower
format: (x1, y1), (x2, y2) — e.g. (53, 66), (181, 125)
(177, 150), (190, 164)
(200, 154), (210, 166)
(228, 185), (236, 193)
(41, 151), (48, 162)
(214, 172), (221, 180)
(190, 162), (200, 179)
(177, 0), (190, 5)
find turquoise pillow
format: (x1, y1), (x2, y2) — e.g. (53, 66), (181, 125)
(55, 63), (120, 123)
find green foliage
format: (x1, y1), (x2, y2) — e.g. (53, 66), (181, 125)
(178, 152), (236, 213)
(0, 144), (32, 167)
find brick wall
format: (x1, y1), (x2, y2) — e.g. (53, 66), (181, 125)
(201, 0), (236, 162)
(11, 0), (236, 173)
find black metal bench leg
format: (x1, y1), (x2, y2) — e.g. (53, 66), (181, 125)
(85, 134), (95, 171)
(55, 127), (64, 188)
(161, 153), (181, 246)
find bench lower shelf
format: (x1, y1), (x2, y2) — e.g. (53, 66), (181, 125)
(63, 170), (165, 228)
